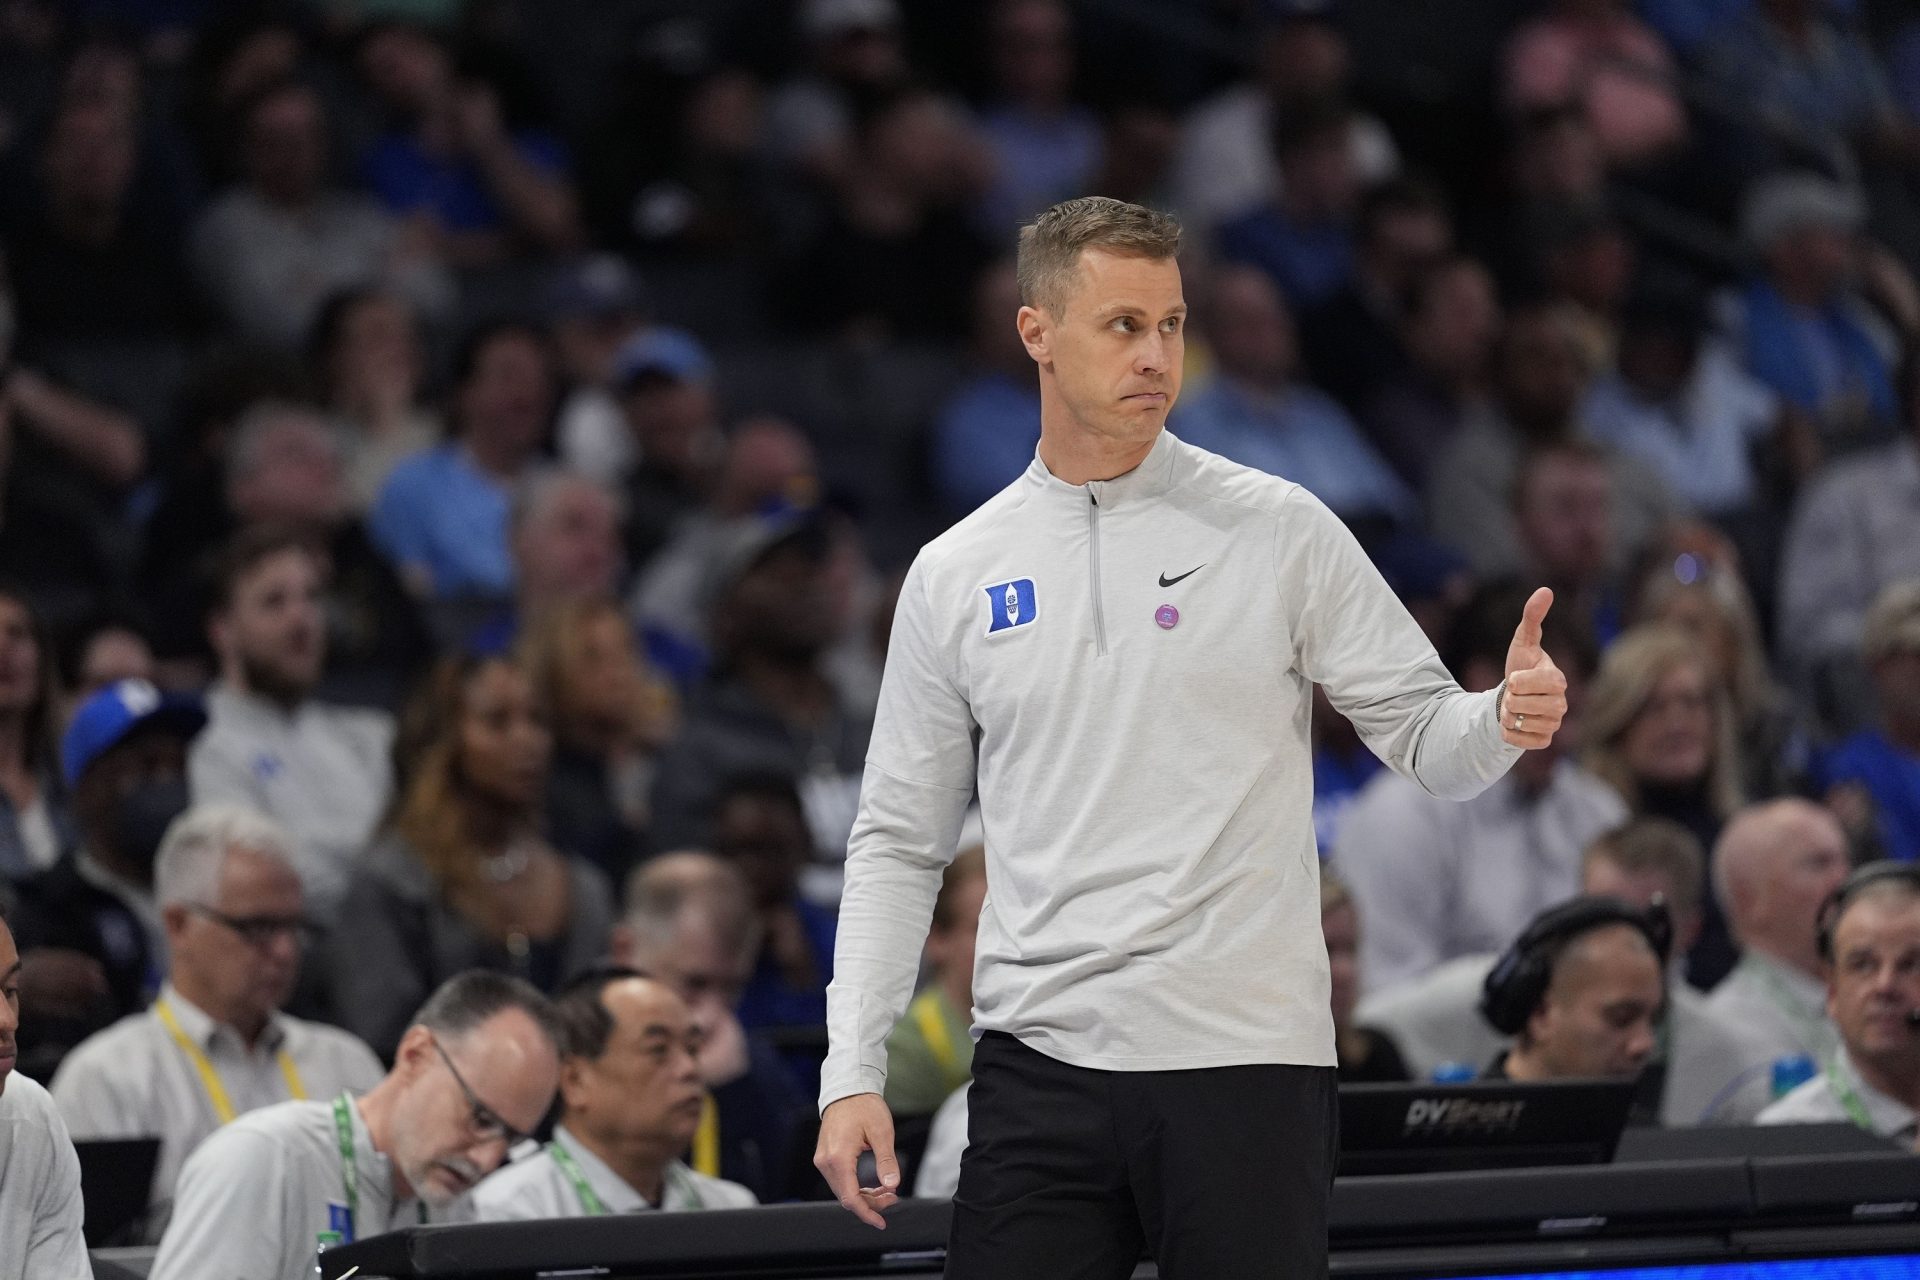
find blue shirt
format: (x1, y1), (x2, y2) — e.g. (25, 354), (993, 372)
(931, 372), (1042, 516)
(1703, 12), (1896, 138)
(974, 106), (1103, 238)
(1172, 378), (1414, 524)
(362, 130), (568, 233)
(368, 444), (515, 599)
(1215, 206), (1355, 310)
(1816, 730), (1920, 863)
(1740, 278), (1897, 436)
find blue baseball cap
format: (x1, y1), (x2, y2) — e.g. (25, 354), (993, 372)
(62, 679), (208, 788)
(613, 327), (714, 389)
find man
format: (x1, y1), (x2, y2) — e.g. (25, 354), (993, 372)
(468, 469), (625, 656)
(884, 845), (987, 1116)
(1336, 583), (1625, 994)
(9, 680), (205, 1078)
(472, 967), (756, 1218)
(611, 327), (726, 576)
(51, 804), (384, 1238)
(1815, 582), (1920, 862)
(150, 971), (562, 1280)
(613, 852), (806, 1201)
(0, 901), (89, 1277)
(815, 197), (1567, 1275)
(933, 260), (1044, 516)
(1511, 440), (1626, 647)
(190, 529), (395, 923)
(1704, 798), (1853, 1066)
(1760, 864), (1920, 1140)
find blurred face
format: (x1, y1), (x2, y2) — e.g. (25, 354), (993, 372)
(820, 22), (906, 85)
(0, 596), (41, 716)
(515, 482), (621, 603)
(1582, 858), (1700, 956)
(1648, 586), (1739, 693)
(1753, 810), (1850, 958)
(994, 0), (1074, 105)
(720, 540), (841, 659)
(358, 26), (452, 116)
(714, 420), (819, 519)
(43, 103), (135, 211)
(1022, 248), (1185, 450)
(0, 921), (18, 1093)
(556, 609), (643, 732)
(231, 419), (347, 529)
(78, 730), (191, 864)
(1827, 891), (1920, 1075)
(553, 312), (644, 387)
(1527, 925), (1665, 1079)
(564, 979), (707, 1152)
(1499, 312), (1587, 432)
(713, 792), (812, 908)
(1872, 650), (1920, 728)
(331, 294), (421, 402)
(1207, 269), (1296, 388)
(631, 917), (754, 1027)
(1618, 330), (1699, 401)
(622, 379), (718, 472)
(457, 662), (552, 808)
(1770, 226), (1854, 297)
(1365, 208), (1451, 291)
(1521, 118), (1605, 200)
(217, 548), (326, 703)
(926, 873), (987, 988)
(459, 334), (553, 462)
(1282, 131), (1360, 221)
(1262, 21), (1347, 101)
(75, 628), (153, 704)
(244, 86), (326, 204)
(866, 94), (972, 199)
(1409, 263), (1501, 381)
(1618, 661), (1715, 787)
(1515, 454), (1612, 586)
(389, 1014), (559, 1205)
(1323, 901), (1359, 1030)
(166, 845), (306, 1029)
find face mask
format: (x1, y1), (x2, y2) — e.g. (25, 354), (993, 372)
(112, 776), (191, 872)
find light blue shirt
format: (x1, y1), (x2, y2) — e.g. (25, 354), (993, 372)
(368, 443), (515, 599)
(1582, 343), (1777, 515)
(932, 372), (1043, 516)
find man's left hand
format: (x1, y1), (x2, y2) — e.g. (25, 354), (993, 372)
(1501, 587), (1568, 750)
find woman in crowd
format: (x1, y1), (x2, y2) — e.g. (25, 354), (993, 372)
(0, 588), (71, 881)
(1322, 871), (1410, 1083)
(310, 286), (442, 512)
(327, 654), (613, 1058)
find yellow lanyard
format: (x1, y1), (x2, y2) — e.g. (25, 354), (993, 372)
(913, 991), (959, 1076)
(691, 1094), (720, 1177)
(155, 999), (309, 1125)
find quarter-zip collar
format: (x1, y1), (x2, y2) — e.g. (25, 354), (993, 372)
(1023, 428), (1182, 509)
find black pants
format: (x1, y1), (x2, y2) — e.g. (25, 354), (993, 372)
(947, 1032), (1338, 1279)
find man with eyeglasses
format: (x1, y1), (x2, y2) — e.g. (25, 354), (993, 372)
(149, 970), (561, 1280)
(51, 803), (383, 1239)
(472, 967), (756, 1220)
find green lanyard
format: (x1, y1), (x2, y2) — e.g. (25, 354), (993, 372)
(332, 1093), (361, 1236)
(1827, 1054), (1878, 1132)
(548, 1137), (705, 1214)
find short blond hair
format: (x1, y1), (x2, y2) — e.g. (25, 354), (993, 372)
(1016, 197), (1182, 317)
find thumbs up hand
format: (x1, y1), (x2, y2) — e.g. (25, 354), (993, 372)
(1501, 587), (1568, 750)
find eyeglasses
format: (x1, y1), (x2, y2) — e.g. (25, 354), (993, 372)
(187, 905), (317, 950)
(430, 1033), (534, 1147)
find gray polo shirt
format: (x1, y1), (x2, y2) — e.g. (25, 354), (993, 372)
(471, 1124), (755, 1220)
(1702, 951), (1838, 1067)
(150, 1094), (472, 1280)
(1759, 1047), (1918, 1141)
(0, 1072), (88, 1278)
(51, 984), (384, 1239)
(188, 684), (395, 923)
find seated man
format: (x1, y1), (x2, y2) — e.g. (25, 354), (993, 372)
(0, 901), (88, 1276)
(1760, 864), (1920, 1141)
(150, 972), (561, 1280)
(51, 804), (384, 1238)
(884, 845), (986, 1116)
(472, 967), (756, 1218)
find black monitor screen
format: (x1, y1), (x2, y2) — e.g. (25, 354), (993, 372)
(1338, 1079), (1637, 1177)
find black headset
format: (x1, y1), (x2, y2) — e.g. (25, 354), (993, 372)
(1479, 895), (1674, 1036)
(1814, 861), (1920, 963)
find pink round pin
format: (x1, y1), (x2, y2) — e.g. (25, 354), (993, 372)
(1154, 603), (1179, 630)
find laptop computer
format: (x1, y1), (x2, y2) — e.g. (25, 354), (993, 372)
(74, 1137), (161, 1247)
(1338, 1079), (1638, 1177)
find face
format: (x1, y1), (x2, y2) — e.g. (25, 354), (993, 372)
(993, 0), (1074, 104)
(78, 730), (192, 867)
(0, 596), (40, 715)
(629, 916), (754, 1028)
(1366, 208), (1451, 290)
(331, 294), (421, 399)
(43, 103), (135, 210)
(1409, 263), (1501, 380)
(218, 548), (326, 702)
(459, 334), (553, 460)
(1528, 925), (1665, 1079)
(712, 791), (812, 908)
(1282, 132), (1361, 221)
(556, 610), (643, 731)
(1499, 312), (1588, 431)
(926, 873), (988, 988)
(720, 541), (841, 659)
(1618, 330), (1699, 400)
(1021, 249), (1185, 449)
(1872, 651), (1920, 727)
(244, 87), (325, 202)
(1546, 229), (1634, 313)
(358, 26), (453, 115)
(166, 845), (306, 1027)
(1263, 21), (1347, 100)
(1772, 225), (1854, 296)
(457, 662), (551, 809)
(622, 379), (718, 472)
(1207, 269), (1296, 387)
(0, 921), (18, 1093)
(1649, 587), (1738, 693)
(1618, 661), (1715, 787)
(1582, 858), (1700, 956)
(1754, 810), (1850, 954)
(232, 420), (347, 528)
(389, 1013), (559, 1205)
(1827, 891), (1920, 1072)
(75, 628), (153, 703)
(714, 420), (819, 519)
(1323, 901), (1359, 1029)
(1515, 454), (1612, 585)
(515, 483), (621, 602)
(564, 979), (707, 1152)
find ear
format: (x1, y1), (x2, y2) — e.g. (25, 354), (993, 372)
(557, 1055), (591, 1115)
(1016, 305), (1051, 365)
(161, 902), (192, 946)
(207, 608), (233, 658)
(608, 923), (634, 968)
(393, 1024), (435, 1081)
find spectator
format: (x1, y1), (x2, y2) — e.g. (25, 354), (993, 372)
(50, 805), (382, 1239)
(52, 607), (154, 730)
(327, 656), (613, 1059)
(609, 328), (725, 576)
(472, 967), (756, 1218)
(1335, 583), (1624, 995)
(548, 256), (649, 487)
(613, 852), (808, 1201)
(518, 599), (675, 883)
(1174, 266), (1413, 531)
(9, 680), (204, 1078)
(1815, 582), (1920, 863)
(371, 321), (557, 603)
(1361, 255), (1502, 490)
(1582, 624), (1747, 982)
(1511, 440), (1626, 647)
(310, 287), (442, 513)
(931, 260), (1042, 516)
(0, 901), (88, 1278)
(765, 0), (912, 189)
(355, 22), (581, 268)
(150, 972), (562, 1280)
(189, 529), (396, 925)
(973, 0), (1101, 238)
(1300, 178), (1452, 412)
(884, 845), (986, 1115)
(469, 469), (625, 656)
(1215, 101), (1363, 311)
(1706, 798), (1851, 1066)
(1503, 0), (1688, 168)
(1320, 871), (1410, 1083)
(1759, 864), (1920, 1139)
(0, 589), (70, 882)
(1526, 204), (1637, 368)
(190, 79), (452, 351)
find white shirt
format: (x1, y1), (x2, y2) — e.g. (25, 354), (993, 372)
(1702, 951), (1839, 1066)
(471, 1124), (755, 1220)
(822, 431), (1521, 1108)
(914, 1083), (970, 1200)
(188, 685), (395, 923)
(150, 1094), (472, 1280)
(51, 984), (384, 1239)
(0, 1072), (89, 1279)
(1759, 1046), (1918, 1141)
(1582, 344), (1777, 516)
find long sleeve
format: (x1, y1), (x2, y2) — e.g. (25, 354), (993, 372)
(28, 1096), (88, 1278)
(819, 557), (975, 1111)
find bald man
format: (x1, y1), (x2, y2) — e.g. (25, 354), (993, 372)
(1705, 799), (1852, 1065)
(1483, 915), (1666, 1088)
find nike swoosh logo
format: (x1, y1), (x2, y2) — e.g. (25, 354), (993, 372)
(1158, 565), (1205, 588)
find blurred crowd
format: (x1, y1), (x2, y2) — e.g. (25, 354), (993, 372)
(1, 0), (1919, 1235)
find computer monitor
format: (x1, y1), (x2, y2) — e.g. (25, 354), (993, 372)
(1337, 1078), (1637, 1177)
(74, 1137), (160, 1247)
